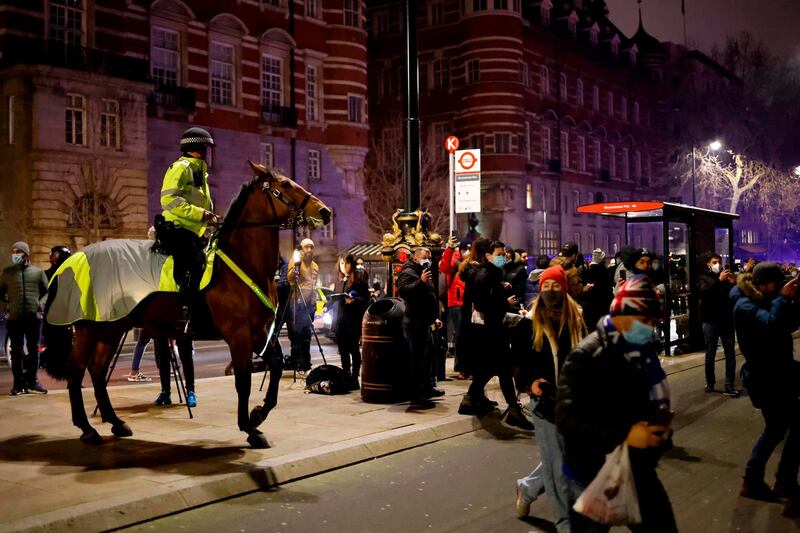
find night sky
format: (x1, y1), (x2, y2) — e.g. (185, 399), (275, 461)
(605, 0), (800, 58)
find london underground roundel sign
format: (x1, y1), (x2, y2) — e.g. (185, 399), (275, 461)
(577, 201), (664, 214)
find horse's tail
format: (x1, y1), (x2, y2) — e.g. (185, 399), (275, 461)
(42, 278), (73, 381)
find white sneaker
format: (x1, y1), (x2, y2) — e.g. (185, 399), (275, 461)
(515, 484), (531, 518)
(127, 372), (152, 382)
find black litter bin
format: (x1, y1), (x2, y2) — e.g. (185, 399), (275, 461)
(361, 298), (409, 403)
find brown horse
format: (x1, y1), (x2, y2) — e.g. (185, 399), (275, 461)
(44, 161), (330, 448)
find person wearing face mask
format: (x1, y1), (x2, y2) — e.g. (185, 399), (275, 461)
(550, 243), (585, 300)
(697, 252), (739, 397)
(333, 254), (369, 390)
(514, 266), (588, 529)
(580, 249), (613, 333)
(557, 275), (677, 532)
(731, 262), (800, 502)
(0, 242), (49, 395)
(457, 239), (533, 431)
(397, 247), (444, 405)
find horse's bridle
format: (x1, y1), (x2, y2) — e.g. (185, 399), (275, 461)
(216, 173), (312, 232)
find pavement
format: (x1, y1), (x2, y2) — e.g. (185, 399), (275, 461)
(0, 340), (783, 532)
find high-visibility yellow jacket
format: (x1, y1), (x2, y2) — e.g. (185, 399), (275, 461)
(160, 156), (213, 236)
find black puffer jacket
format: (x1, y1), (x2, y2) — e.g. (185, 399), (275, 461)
(0, 264), (49, 320)
(462, 261), (508, 330)
(396, 260), (438, 326)
(697, 270), (735, 329)
(334, 271), (370, 339)
(556, 321), (669, 482)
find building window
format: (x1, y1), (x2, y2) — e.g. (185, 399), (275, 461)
(573, 190), (581, 214)
(99, 99), (119, 149)
(526, 183), (533, 210)
(607, 90), (614, 117)
(494, 132), (511, 154)
(65, 93), (85, 146)
(539, 185), (546, 211)
(513, 0), (522, 12)
(541, 1), (551, 25)
(560, 131), (569, 169)
(541, 125), (551, 161)
(472, 0), (488, 11)
(380, 128), (401, 164)
(470, 133), (485, 151)
(433, 58), (449, 90)
(559, 72), (568, 101)
(494, 0), (508, 9)
(373, 11), (388, 35)
(540, 65), (550, 96)
(7, 95), (14, 146)
(621, 147), (629, 180)
(306, 65), (319, 122)
(608, 144), (616, 177)
(49, 0), (83, 46)
(621, 96), (628, 121)
(592, 85), (600, 112)
(590, 24), (599, 46)
(576, 78), (584, 107)
(431, 122), (448, 160)
(633, 101), (640, 125)
(305, 0), (320, 18)
(344, 0), (360, 27)
(577, 136), (586, 172)
(152, 27), (179, 87)
(520, 61), (529, 87)
(260, 142), (274, 167)
(611, 36), (620, 58)
(318, 210), (335, 240)
(593, 140), (601, 170)
(348, 95), (363, 123)
(210, 42), (235, 106)
(429, 2), (444, 25)
(308, 149), (321, 181)
(568, 14), (577, 35)
(524, 120), (532, 160)
(466, 59), (480, 83)
(540, 230), (558, 256)
(262, 55), (282, 110)
(634, 150), (642, 178)
(573, 232), (581, 248)
(587, 233), (595, 251)
(551, 187), (558, 213)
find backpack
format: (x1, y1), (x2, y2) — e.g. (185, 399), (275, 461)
(305, 364), (350, 395)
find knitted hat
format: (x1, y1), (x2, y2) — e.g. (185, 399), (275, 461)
(621, 246), (653, 270)
(752, 261), (784, 286)
(300, 238), (315, 248)
(538, 265), (568, 290)
(610, 274), (661, 317)
(11, 241), (30, 256)
(591, 248), (606, 264)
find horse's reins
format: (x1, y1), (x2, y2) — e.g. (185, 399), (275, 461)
(214, 178), (313, 232)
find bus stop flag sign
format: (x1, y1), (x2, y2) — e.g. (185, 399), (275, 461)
(454, 149), (480, 214)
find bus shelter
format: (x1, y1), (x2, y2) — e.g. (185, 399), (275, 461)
(577, 201), (739, 356)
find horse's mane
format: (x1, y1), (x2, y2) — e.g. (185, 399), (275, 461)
(216, 179), (258, 241)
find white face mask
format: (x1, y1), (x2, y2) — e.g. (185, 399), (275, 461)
(710, 263), (721, 274)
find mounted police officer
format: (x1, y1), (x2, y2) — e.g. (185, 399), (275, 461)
(158, 127), (219, 323)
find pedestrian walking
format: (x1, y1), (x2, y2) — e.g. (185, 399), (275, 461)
(286, 239), (319, 372)
(127, 329), (153, 382)
(515, 265), (588, 531)
(580, 249), (613, 332)
(697, 252), (739, 396)
(439, 235), (470, 378)
(334, 254), (369, 390)
(732, 262), (800, 502)
(557, 274), (677, 532)
(457, 239), (533, 431)
(0, 242), (49, 395)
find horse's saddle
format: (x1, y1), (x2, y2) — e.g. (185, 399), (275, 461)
(47, 239), (214, 326)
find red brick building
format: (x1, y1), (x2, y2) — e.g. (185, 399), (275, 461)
(0, 0), (369, 276)
(367, 0), (671, 257)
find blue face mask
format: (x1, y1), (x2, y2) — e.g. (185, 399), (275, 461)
(492, 255), (506, 268)
(11, 253), (24, 265)
(622, 320), (655, 345)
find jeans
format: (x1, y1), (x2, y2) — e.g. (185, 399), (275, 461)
(566, 456), (677, 532)
(155, 338), (195, 393)
(745, 401), (800, 485)
(132, 330), (152, 373)
(702, 322), (736, 388)
(7, 318), (41, 388)
(518, 398), (572, 532)
(403, 319), (432, 396)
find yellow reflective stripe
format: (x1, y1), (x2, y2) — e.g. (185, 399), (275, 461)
(52, 252), (100, 320)
(164, 198), (184, 210)
(161, 188), (183, 197)
(215, 249), (276, 312)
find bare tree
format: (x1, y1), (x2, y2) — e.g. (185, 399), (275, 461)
(364, 120), (449, 238)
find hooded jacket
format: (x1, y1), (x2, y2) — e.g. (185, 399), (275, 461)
(730, 273), (800, 407)
(0, 263), (49, 320)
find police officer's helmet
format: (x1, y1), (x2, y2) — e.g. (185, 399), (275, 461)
(180, 127), (215, 151)
(49, 246), (72, 265)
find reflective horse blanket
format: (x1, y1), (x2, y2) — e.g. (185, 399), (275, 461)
(47, 239), (212, 325)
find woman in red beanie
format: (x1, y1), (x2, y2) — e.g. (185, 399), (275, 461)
(515, 265), (588, 531)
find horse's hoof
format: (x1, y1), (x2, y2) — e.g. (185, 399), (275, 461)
(111, 422), (133, 438)
(80, 429), (103, 445)
(249, 406), (266, 428)
(247, 433), (271, 449)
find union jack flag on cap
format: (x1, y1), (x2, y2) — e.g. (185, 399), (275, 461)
(609, 274), (661, 317)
